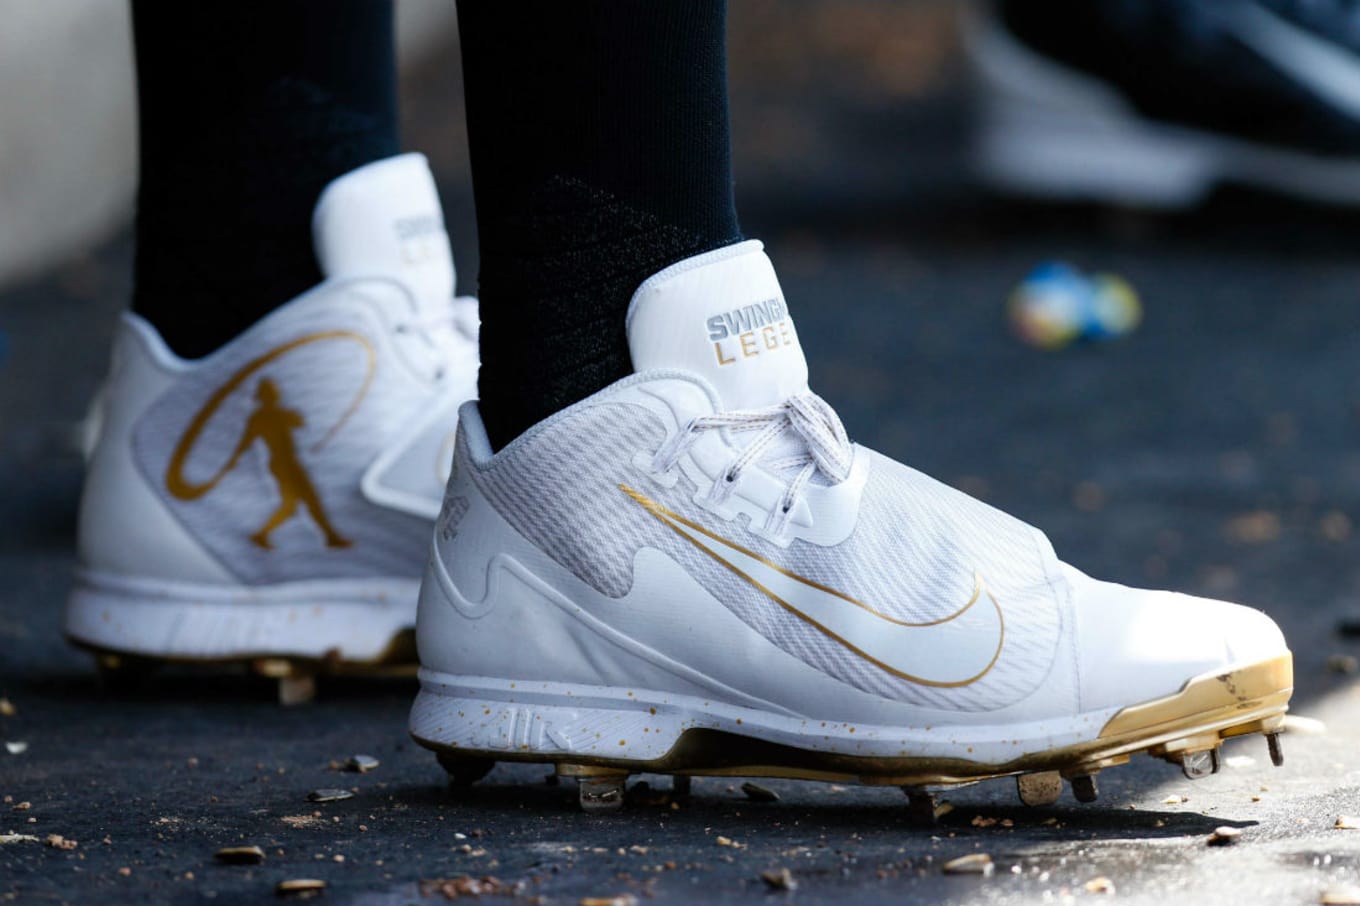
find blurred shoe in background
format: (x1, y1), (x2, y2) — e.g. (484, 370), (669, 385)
(65, 154), (479, 701)
(968, 0), (1360, 207)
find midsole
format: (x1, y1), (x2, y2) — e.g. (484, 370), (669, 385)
(66, 569), (418, 662)
(409, 655), (1290, 776)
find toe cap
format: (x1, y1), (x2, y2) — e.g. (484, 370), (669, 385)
(1065, 563), (1288, 713)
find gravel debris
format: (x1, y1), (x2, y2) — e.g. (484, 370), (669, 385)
(214, 845), (266, 864)
(5, 741), (28, 755)
(419, 875), (525, 900)
(0, 833), (39, 844)
(1207, 826), (1242, 846)
(761, 867), (798, 891)
(942, 853), (994, 876)
(1327, 655), (1359, 675)
(1224, 510), (1281, 544)
(277, 879), (327, 898)
(44, 834), (77, 850)
(1084, 877), (1116, 894)
(345, 754), (380, 773)
(579, 897), (637, 906)
(307, 789), (354, 803)
(0, 698), (15, 717)
(281, 814), (327, 829)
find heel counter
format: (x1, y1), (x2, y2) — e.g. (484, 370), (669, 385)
(416, 403), (487, 668)
(76, 315), (232, 582)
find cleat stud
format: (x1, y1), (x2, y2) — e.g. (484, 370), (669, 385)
(1266, 731), (1284, 767)
(436, 753), (495, 788)
(251, 658), (317, 706)
(277, 674), (317, 707)
(1016, 771), (1064, 807)
(94, 652), (160, 690)
(1070, 773), (1099, 804)
(1180, 749), (1217, 781)
(903, 783), (935, 827)
(578, 775), (628, 813)
(672, 774), (692, 801)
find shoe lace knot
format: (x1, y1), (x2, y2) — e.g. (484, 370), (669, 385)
(651, 391), (852, 532)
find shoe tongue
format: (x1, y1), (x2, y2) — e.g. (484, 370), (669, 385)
(626, 240), (809, 410)
(311, 152), (455, 304)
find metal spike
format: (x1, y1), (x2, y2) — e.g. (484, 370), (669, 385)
(578, 774), (628, 813)
(1180, 749), (1218, 780)
(1266, 731), (1284, 767)
(437, 753), (495, 788)
(902, 786), (939, 826)
(671, 775), (692, 801)
(1070, 773), (1099, 803)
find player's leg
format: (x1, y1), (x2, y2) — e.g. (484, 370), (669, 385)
(67, 1), (479, 698)
(413, 0), (1293, 806)
(458, 0), (742, 449)
(131, 0), (401, 357)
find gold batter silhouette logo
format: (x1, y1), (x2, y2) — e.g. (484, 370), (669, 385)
(165, 331), (376, 550)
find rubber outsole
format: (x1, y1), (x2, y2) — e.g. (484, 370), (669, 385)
(69, 630), (418, 705)
(411, 654), (1292, 808)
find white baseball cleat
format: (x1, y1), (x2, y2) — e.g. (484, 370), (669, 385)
(410, 240), (1291, 809)
(67, 154), (478, 700)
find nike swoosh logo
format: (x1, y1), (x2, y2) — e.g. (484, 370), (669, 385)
(1231, 3), (1360, 121)
(621, 485), (1004, 687)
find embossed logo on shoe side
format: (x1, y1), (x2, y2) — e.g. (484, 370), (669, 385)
(621, 484), (1005, 687)
(166, 331), (375, 550)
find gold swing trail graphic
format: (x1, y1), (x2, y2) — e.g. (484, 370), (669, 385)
(165, 331), (376, 549)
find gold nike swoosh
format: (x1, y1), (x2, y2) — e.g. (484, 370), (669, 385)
(621, 484), (1004, 687)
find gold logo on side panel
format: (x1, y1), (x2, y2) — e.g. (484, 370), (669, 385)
(621, 484), (1004, 687)
(166, 332), (376, 550)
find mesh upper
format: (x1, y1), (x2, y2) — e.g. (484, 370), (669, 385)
(466, 398), (1067, 712)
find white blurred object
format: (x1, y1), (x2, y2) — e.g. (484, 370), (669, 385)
(0, 1), (458, 291)
(0, 1), (136, 289)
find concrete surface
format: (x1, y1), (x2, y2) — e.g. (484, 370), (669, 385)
(6, 3), (1360, 904)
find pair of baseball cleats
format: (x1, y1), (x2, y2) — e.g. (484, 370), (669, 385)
(69, 155), (1293, 809)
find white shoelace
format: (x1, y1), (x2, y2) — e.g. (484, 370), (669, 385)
(651, 391), (853, 534)
(393, 295), (480, 383)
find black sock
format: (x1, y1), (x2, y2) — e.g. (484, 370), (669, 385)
(130, 0), (400, 359)
(458, 0), (743, 449)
